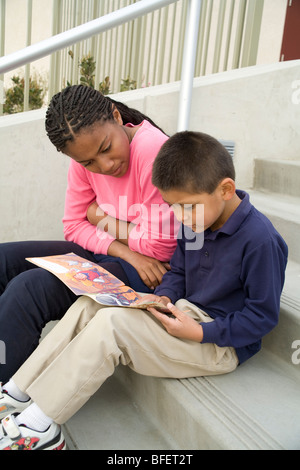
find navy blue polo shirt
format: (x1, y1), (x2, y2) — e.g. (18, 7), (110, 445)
(155, 190), (288, 364)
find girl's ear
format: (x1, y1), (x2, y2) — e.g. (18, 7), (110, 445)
(219, 178), (236, 200)
(112, 107), (123, 125)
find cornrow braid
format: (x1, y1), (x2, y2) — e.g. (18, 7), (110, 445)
(45, 84), (166, 152)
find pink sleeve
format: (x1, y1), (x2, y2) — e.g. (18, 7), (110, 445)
(63, 160), (115, 254)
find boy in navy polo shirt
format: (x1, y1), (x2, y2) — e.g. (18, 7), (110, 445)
(150, 131), (288, 365)
(0, 131), (288, 449)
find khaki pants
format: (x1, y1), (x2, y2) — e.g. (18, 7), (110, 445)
(13, 297), (238, 424)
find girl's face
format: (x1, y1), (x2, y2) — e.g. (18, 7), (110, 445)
(63, 113), (135, 177)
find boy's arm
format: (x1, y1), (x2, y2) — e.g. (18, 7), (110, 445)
(201, 239), (287, 349)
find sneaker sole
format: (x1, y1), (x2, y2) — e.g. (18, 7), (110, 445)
(36, 430), (67, 450)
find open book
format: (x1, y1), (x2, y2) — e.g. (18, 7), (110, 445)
(27, 252), (169, 311)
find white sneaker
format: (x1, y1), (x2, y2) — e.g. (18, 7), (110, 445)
(0, 384), (31, 420)
(0, 414), (66, 450)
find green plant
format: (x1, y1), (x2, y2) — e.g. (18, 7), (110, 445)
(120, 76), (137, 92)
(99, 76), (111, 95)
(79, 54), (96, 88)
(68, 51), (111, 94)
(3, 75), (45, 114)
(68, 52), (138, 94)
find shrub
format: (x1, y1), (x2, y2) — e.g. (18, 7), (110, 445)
(3, 75), (45, 114)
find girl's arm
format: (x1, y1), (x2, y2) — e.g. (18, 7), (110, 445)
(87, 201), (131, 244)
(63, 161), (116, 254)
(87, 202), (169, 289)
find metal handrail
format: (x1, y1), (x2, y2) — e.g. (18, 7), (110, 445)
(0, 0), (176, 74)
(0, 0), (201, 131)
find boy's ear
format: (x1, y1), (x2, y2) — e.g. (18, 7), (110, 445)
(219, 178), (236, 200)
(112, 107), (123, 125)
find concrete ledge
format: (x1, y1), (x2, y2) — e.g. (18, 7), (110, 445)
(248, 190), (300, 264)
(115, 348), (300, 450)
(112, 259), (300, 451)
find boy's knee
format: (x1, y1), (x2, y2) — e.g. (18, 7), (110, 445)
(72, 296), (96, 311)
(93, 306), (133, 331)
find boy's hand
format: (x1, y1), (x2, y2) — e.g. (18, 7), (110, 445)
(148, 303), (203, 342)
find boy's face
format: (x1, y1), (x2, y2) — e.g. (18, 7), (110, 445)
(160, 186), (227, 233)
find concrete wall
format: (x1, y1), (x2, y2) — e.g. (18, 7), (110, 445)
(1, 60), (299, 243)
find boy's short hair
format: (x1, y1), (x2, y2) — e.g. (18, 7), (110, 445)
(152, 131), (235, 194)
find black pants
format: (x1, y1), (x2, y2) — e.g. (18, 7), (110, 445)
(0, 240), (131, 383)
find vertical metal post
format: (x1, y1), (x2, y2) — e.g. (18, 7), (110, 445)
(232, 0), (247, 69)
(48, 0), (59, 101)
(0, 0), (6, 115)
(177, 0), (201, 131)
(23, 0), (32, 112)
(241, 0), (264, 67)
(212, 0), (226, 74)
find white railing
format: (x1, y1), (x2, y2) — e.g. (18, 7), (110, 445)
(0, 0), (265, 128)
(0, 0), (201, 130)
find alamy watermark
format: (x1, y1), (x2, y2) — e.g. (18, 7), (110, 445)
(291, 340), (300, 365)
(0, 340), (6, 365)
(291, 80), (300, 105)
(94, 197), (205, 251)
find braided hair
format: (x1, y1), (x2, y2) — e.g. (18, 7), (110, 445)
(45, 84), (165, 152)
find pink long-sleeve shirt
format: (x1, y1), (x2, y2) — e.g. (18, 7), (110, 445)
(63, 120), (178, 261)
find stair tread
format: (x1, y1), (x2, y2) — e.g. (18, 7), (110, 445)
(248, 189), (300, 222)
(255, 158), (300, 166)
(62, 371), (179, 450)
(282, 260), (300, 305)
(116, 347), (300, 450)
(182, 351), (299, 449)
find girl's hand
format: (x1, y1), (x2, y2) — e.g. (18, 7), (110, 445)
(148, 303), (204, 342)
(126, 251), (170, 289)
(107, 241), (170, 290)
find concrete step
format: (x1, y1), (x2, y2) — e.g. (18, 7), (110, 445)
(112, 260), (300, 450)
(62, 371), (180, 451)
(46, 187), (300, 451)
(247, 189), (300, 263)
(115, 350), (300, 450)
(263, 260), (300, 362)
(62, 260), (300, 450)
(254, 159), (300, 198)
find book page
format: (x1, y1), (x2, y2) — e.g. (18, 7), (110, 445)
(27, 252), (170, 311)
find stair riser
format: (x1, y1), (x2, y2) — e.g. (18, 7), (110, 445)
(254, 160), (300, 198)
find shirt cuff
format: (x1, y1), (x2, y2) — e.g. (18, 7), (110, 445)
(153, 287), (179, 305)
(94, 230), (116, 255)
(200, 321), (217, 344)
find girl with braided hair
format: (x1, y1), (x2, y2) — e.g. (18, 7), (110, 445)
(0, 85), (178, 383)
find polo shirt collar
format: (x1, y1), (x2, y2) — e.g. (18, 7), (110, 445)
(204, 190), (252, 240)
